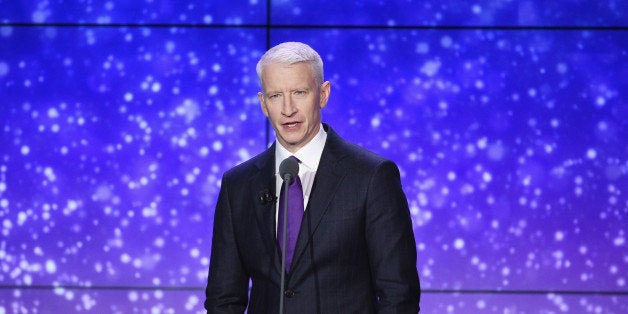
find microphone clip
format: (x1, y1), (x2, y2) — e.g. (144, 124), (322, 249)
(258, 190), (277, 205)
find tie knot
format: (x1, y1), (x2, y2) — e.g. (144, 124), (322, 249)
(289, 156), (301, 163)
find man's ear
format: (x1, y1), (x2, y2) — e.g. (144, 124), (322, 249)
(319, 81), (331, 109)
(258, 92), (269, 117)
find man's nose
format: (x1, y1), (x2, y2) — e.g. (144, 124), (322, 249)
(281, 96), (297, 116)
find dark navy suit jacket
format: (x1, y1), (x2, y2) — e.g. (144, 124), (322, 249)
(205, 124), (420, 313)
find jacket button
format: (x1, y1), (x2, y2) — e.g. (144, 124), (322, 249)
(284, 290), (294, 298)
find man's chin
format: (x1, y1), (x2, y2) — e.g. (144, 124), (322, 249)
(278, 136), (305, 151)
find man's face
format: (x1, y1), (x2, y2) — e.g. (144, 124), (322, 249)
(258, 61), (330, 153)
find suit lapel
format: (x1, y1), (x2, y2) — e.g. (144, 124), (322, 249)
(249, 145), (282, 273)
(290, 126), (349, 272)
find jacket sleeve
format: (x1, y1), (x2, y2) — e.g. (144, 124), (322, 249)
(365, 161), (421, 313)
(205, 174), (249, 313)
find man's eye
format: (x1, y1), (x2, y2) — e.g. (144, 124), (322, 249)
(294, 90), (306, 96)
(268, 94), (280, 99)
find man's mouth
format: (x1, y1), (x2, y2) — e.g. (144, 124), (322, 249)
(283, 122), (299, 128)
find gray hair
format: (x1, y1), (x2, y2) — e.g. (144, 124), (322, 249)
(256, 42), (324, 86)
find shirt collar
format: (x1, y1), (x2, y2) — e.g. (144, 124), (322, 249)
(275, 124), (327, 174)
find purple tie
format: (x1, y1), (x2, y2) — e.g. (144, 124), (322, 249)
(277, 158), (304, 272)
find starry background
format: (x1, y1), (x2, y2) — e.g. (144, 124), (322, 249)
(1, 1), (627, 313)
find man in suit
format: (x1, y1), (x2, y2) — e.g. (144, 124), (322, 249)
(205, 42), (420, 313)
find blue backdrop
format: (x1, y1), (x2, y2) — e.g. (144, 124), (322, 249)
(1, 1), (627, 312)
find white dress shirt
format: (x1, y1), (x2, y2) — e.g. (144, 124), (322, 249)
(274, 124), (327, 229)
